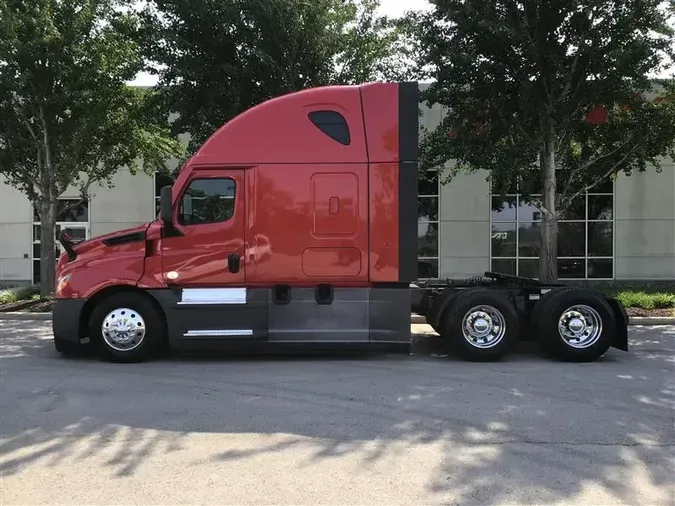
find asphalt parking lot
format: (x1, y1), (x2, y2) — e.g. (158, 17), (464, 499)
(1, 321), (674, 506)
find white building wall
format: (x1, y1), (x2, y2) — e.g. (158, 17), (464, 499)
(0, 175), (33, 285)
(419, 88), (493, 279)
(613, 164), (675, 279)
(438, 170), (491, 278)
(0, 170), (155, 286)
(88, 169), (155, 237)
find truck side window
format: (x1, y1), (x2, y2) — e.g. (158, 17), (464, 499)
(178, 178), (236, 226)
(308, 110), (351, 145)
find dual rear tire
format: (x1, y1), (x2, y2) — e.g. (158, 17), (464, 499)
(530, 288), (614, 362)
(434, 287), (616, 362)
(437, 288), (519, 361)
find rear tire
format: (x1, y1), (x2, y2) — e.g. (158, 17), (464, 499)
(438, 288), (519, 361)
(428, 290), (459, 334)
(530, 288), (615, 362)
(89, 292), (165, 363)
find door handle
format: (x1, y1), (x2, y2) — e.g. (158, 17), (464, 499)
(228, 253), (240, 273)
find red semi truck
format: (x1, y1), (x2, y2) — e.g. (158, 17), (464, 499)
(52, 81), (629, 363)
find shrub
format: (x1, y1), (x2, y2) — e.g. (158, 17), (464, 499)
(614, 291), (675, 310)
(0, 285), (41, 304)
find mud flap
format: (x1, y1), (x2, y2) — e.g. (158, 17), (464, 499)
(605, 296), (629, 351)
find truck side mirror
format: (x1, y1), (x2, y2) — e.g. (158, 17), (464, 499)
(160, 185), (173, 226)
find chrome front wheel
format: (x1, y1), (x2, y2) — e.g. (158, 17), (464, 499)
(91, 292), (165, 363)
(101, 307), (147, 352)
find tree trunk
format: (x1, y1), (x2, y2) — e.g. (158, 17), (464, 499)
(539, 137), (558, 283)
(39, 198), (57, 297)
(38, 106), (57, 297)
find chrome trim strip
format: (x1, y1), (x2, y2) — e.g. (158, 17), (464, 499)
(183, 329), (254, 337)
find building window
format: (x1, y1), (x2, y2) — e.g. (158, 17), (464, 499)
(32, 199), (89, 223)
(490, 172), (614, 279)
(32, 199), (90, 284)
(418, 169), (440, 279)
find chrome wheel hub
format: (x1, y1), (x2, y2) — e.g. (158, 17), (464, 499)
(558, 305), (603, 349)
(461, 305), (506, 349)
(102, 308), (146, 352)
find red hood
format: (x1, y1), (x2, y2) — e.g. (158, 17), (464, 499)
(72, 222), (151, 255)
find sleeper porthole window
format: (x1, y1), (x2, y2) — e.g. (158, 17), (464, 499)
(308, 110), (351, 145)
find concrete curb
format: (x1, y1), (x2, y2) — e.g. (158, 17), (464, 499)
(0, 312), (52, 321)
(1, 311), (674, 326)
(411, 314), (426, 324)
(628, 317), (675, 325)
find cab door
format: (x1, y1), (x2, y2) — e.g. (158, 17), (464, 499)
(159, 168), (266, 341)
(161, 168), (246, 286)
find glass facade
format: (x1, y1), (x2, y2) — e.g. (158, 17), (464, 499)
(418, 169), (440, 279)
(32, 199), (90, 284)
(490, 172), (614, 279)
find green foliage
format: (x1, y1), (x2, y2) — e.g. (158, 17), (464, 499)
(137, 0), (411, 153)
(0, 284), (40, 304)
(0, 0), (185, 294)
(412, 0), (675, 193)
(575, 282), (675, 309)
(0, 0), (185, 201)
(613, 291), (675, 310)
(408, 0), (675, 281)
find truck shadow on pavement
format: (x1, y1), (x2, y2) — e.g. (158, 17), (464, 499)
(0, 321), (674, 505)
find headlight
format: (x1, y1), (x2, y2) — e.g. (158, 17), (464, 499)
(55, 274), (72, 294)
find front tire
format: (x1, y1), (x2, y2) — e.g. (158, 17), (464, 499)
(530, 288), (615, 362)
(438, 288), (519, 361)
(54, 338), (83, 356)
(89, 292), (165, 363)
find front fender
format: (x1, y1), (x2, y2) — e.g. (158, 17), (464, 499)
(57, 250), (146, 299)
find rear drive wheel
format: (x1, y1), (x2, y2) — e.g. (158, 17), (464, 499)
(89, 292), (165, 363)
(530, 288), (615, 362)
(438, 288), (519, 361)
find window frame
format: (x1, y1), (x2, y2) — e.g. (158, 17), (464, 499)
(32, 198), (91, 285)
(418, 168), (441, 279)
(175, 176), (238, 227)
(488, 175), (615, 280)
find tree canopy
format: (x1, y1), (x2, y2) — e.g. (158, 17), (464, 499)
(0, 0), (185, 294)
(137, 0), (410, 153)
(410, 0), (675, 281)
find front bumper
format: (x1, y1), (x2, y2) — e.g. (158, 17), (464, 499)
(52, 298), (87, 343)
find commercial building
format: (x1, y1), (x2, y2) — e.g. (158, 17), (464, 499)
(1, 87), (674, 286)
